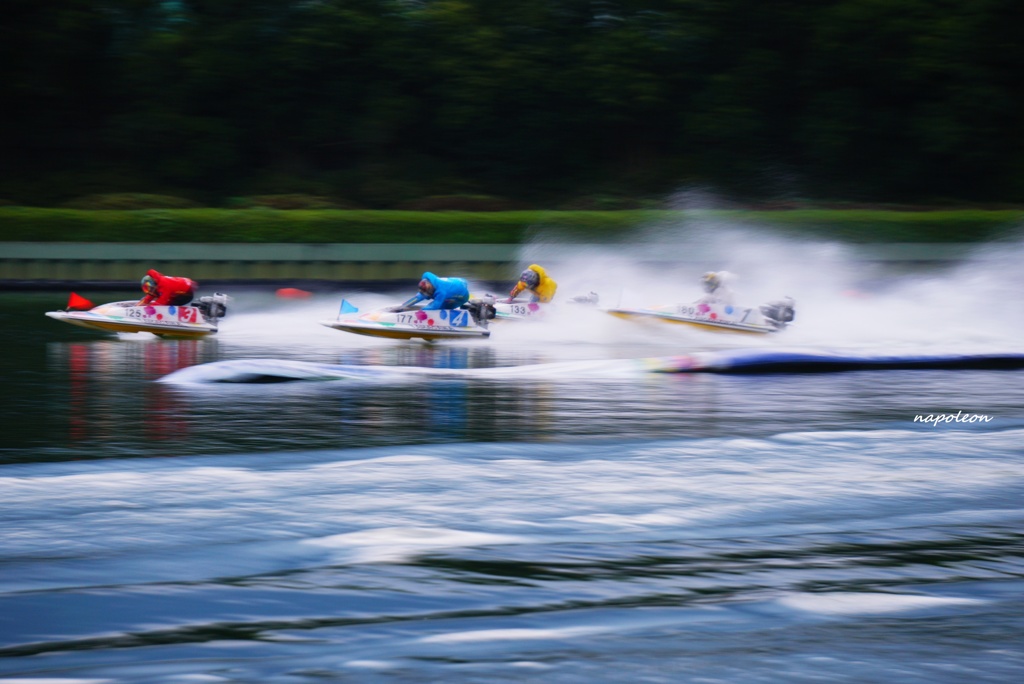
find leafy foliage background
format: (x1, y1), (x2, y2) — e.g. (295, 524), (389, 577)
(2, 0), (1022, 206)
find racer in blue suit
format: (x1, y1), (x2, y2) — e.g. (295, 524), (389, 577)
(397, 272), (471, 311)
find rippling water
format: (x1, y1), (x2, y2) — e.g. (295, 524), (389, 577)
(2, 236), (1024, 682)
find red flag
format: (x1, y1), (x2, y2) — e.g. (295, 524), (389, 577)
(276, 287), (312, 299)
(67, 292), (95, 310)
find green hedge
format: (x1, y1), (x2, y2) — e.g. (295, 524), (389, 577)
(1, 207), (1022, 244)
(59, 193), (203, 210)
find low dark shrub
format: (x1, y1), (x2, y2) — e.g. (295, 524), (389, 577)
(397, 195), (521, 211)
(61, 193), (202, 209)
(226, 194), (360, 210)
(1, 208), (1020, 244)
(558, 195), (663, 210)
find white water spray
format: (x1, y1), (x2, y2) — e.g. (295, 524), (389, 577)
(209, 209), (1024, 359)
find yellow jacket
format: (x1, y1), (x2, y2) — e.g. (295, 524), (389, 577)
(510, 264), (558, 303)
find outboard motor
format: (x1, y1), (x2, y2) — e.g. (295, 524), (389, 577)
(461, 295), (497, 328)
(195, 293), (230, 321)
(569, 292), (600, 305)
(760, 297), (795, 329)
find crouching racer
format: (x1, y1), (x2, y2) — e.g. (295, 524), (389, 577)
(396, 272), (471, 311)
(138, 269), (198, 306)
(508, 264), (557, 303)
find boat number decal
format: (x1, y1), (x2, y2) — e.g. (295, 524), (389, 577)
(121, 307), (199, 325)
(394, 309), (470, 328)
(509, 304), (532, 316)
(443, 309), (470, 327)
(125, 308), (163, 320)
(676, 305), (698, 315)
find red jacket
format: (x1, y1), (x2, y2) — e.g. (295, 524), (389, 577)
(139, 269), (197, 306)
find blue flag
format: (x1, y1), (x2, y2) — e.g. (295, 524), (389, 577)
(339, 299), (359, 315)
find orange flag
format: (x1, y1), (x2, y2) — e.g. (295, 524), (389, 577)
(67, 292), (95, 310)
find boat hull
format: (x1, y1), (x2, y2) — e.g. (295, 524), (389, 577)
(321, 319), (490, 341)
(321, 305), (491, 341)
(491, 300), (545, 322)
(46, 301), (219, 338)
(606, 307), (780, 334)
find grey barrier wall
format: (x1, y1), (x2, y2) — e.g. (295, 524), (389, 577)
(0, 242), (976, 286)
(0, 243), (523, 284)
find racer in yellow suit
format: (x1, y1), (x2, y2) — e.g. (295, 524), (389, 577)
(507, 264), (558, 303)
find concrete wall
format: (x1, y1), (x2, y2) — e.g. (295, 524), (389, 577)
(0, 243), (523, 285)
(0, 241), (977, 286)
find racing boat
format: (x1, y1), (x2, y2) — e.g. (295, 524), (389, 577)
(46, 294), (230, 338)
(321, 298), (495, 341)
(489, 297), (547, 322)
(606, 297), (795, 335)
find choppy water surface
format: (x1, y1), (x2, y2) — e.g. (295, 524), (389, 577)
(2, 234), (1024, 682)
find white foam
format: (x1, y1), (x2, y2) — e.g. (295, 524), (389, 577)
(302, 526), (527, 563)
(344, 660), (400, 670)
(517, 219), (1024, 355)
(420, 626), (601, 644)
(777, 592), (984, 615)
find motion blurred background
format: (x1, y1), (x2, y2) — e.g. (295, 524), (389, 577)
(3, 0), (1023, 209)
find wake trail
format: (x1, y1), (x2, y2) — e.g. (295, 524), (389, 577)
(160, 350), (1024, 386)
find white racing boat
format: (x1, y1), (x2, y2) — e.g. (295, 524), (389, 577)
(321, 298), (496, 341)
(606, 297), (795, 335)
(482, 291), (598, 325)
(480, 290), (604, 322)
(489, 297), (547, 322)
(46, 294), (230, 338)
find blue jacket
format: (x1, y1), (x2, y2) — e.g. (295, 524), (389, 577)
(408, 272), (470, 310)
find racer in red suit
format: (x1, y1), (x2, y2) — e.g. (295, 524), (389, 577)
(138, 269), (197, 306)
